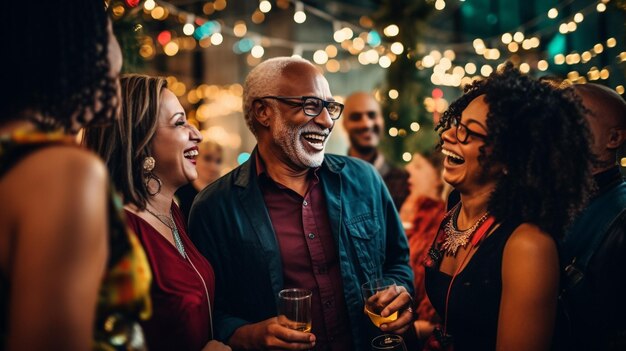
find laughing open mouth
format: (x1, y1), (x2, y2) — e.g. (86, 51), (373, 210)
(442, 148), (464, 165)
(302, 132), (327, 146)
(183, 147), (199, 160)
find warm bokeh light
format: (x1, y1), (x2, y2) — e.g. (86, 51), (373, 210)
(313, 50), (329, 64)
(294, 11), (306, 23)
(326, 59), (340, 72)
(325, 45), (338, 58)
(250, 45), (264, 58)
(574, 13), (584, 23)
(423, 55), (435, 68)
(600, 68), (610, 80)
(594, 43), (604, 54)
(183, 23), (195, 36)
(402, 152), (412, 162)
(548, 8), (558, 19)
(501, 33), (512, 44)
(164, 41), (179, 56)
(390, 42), (404, 55)
(465, 62), (477, 74)
(519, 63), (530, 73)
(214, 0), (227, 11)
(259, 0), (272, 13)
(554, 54), (565, 65)
(537, 60), (549, 71)
(607, 38), (617, 48)
(210, 33), (223, 45)
(378, 56), (391, 68)
(233, 21), (247, 37)
(383, 24), (399, 37)
(388, 89), (399, 99)
(144, 0), (156, 11)
(151, 6), (166, 20)
(481, 65), (493, 77)
(251, 10), (265, 24)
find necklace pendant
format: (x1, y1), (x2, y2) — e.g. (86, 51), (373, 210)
(441, 234), (470, 256)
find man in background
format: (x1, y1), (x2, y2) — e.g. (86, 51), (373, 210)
(342, 92), (409, 210)
(560, 83), (626, 351)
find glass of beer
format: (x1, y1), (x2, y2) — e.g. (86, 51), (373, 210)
(362, 278), (399, 327)
(278, 288), (312, 333)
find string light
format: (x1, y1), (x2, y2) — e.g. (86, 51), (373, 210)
(548, 8), (558, 19)
(294, 1), (306, 23)
(259, 1), (272, 13)
(128, 0), (624, 98)
(383, 24), (399, 37)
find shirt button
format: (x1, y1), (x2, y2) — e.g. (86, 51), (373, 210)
(308, 233), (315, 239)
(324, 300), (332, 308)
(303, 200), (308, 206)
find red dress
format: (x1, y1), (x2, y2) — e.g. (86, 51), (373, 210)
(125, 203), (215, 351)
(405, 196), (445, 323)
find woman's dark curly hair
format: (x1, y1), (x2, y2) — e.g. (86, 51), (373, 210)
(435, 63), (594, 238)
(2, 0), (118, 132)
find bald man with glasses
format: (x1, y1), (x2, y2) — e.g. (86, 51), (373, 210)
(342, 92), (410, 211)
(189, 57), (414, 351)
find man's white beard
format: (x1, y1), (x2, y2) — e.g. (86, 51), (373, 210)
(273, 116), (329, 169)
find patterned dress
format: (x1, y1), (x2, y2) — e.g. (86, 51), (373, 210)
(0, 129), (153, 351)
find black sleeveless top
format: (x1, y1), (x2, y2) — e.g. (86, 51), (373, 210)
(425, 219), (519, 351)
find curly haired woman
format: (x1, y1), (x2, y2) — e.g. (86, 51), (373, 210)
(423, 63), (594, 351)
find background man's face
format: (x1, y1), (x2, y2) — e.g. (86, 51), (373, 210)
(342, 93), (384, 154)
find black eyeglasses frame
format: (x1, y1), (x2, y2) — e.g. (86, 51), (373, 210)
(255, 95), (344, 120)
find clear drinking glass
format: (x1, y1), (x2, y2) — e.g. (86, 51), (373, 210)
(371, 334), (408, 351)
(277, 288), (312, 333)
(361, 278), (399, 327)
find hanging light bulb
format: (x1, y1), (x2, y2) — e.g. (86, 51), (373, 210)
(293, 1), (306, 23)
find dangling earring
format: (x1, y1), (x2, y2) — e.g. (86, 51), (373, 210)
(143, 156), (162, 196)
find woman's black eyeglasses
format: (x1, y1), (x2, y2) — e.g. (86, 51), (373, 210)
(256, 96), (344, 120)
(449, 117), (487, 144)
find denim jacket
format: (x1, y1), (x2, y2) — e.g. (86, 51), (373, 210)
(188, 149), (413, 350)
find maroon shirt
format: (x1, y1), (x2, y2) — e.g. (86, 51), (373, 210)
(125, 204), (215, 351)
(257, 154), (353, 350)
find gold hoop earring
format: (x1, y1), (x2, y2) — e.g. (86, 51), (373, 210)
(143, 156), (162, 196)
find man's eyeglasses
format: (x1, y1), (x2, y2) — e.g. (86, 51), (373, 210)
(256, 96), (344, 120)
(449, 117), (487, 144)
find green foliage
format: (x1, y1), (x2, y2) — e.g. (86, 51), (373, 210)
(371, 0), (437, 165)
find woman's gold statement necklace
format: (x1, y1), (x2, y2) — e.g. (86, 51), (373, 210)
(441, 203), (489, 256)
